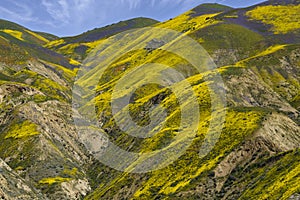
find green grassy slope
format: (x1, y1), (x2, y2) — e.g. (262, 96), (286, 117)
(76, 2), (300, 200)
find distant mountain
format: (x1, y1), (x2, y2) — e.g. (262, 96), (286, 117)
(45, 17), (159, 61)
(0, 19), (78, 69)
(0, 1), (299, 199)
(0, 19), (51, 45)
(64, 17), (159, 43)
(190, 3), (233, 17)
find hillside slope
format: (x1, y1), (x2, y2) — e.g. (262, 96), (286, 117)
(0, 19), (79, 69)
(0, 1), (299, 200)
(77, 2), (300, 199)
(0, 20), (91, 199)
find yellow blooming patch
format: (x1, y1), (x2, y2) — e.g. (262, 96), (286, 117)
(44, 39), (65, 48)
(1, 29), (24, 41)
(158, 11), (220, 33)
(246, 5), (300, 34)
(39, 177), (72, 185)
(25, 30), (49, 43)
(5, 120), (40, 139)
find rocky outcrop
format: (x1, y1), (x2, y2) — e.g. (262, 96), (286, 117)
(0, 159), (44, 199)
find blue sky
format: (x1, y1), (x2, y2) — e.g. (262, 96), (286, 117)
(0, 0), (265, 37)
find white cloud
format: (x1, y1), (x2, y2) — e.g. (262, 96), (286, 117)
(40, 0), (98, 27)
(119, 0), (142, 10)
(74, 0), (94, 11)
(0, 1), (36, 22)
(42, 0), (70, 25)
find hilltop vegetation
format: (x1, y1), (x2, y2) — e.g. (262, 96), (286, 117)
(45, 17), (159, 62)
(246, 4), (300, 34)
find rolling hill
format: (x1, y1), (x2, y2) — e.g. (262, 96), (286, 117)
(0, 1), (299, 200)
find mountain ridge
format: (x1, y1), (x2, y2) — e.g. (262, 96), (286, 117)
(44, 17), (159, 62)
(0, 0), (299, 199)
